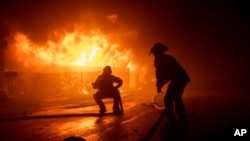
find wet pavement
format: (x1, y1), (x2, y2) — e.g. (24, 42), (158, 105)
(0, 91), (250, 141)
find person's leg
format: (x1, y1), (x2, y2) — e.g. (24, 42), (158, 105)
(112, 91), (122, 114)
(164, 83), (176, 126)
(174, 83), (187, 124)
(93, 92), (106, 113)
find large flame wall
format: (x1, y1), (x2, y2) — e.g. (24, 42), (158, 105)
(6, 29), (135, 71)
(1, 26), (146, 100)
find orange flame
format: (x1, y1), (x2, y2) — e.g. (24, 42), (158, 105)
(9, 29), (136, 71)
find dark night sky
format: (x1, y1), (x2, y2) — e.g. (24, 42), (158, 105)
(0, 0), (249, 93)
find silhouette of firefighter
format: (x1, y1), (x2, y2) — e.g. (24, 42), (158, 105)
(149, 42), (190, 126)
(92, 66), (123, 115)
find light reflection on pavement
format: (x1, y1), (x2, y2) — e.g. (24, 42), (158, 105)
(0, 92), (160, 141)
(1, 92), (249, 141)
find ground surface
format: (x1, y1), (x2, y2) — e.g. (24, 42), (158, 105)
(0, 90), (250, 141)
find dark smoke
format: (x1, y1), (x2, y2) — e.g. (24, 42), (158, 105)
(0, 24), (9, 71)
(1, 0), (98, 43)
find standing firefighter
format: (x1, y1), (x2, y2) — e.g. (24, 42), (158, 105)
(150, 42), (190, 127)
(92, 66), (123, 115)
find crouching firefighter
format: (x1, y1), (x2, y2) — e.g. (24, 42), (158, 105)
(92, 66), (123, 115)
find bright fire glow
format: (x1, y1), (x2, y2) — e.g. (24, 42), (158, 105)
(9, 29), (136, 71)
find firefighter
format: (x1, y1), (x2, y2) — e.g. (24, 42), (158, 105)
(149, 42), (190, 126)
(92, 66), (123, 114)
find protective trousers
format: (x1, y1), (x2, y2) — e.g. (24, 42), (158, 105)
(93, 91), (120, 112)
(164, 82), (187, 125)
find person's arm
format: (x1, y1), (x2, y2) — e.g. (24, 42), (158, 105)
(92, 76), (101, 89)
(113, 76), (123, 89)
(155, 68), (167, 93)
(154, 58), (169, 93)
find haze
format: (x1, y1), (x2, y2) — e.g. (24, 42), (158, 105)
(0, 0), (249, 95)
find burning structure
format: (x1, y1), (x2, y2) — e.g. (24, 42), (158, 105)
(1, 28), (139, 101)
(0, 1), (155, 103)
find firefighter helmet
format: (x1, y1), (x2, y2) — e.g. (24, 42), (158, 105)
(103, 66), (112, 74)
(149, 42), (168, 55)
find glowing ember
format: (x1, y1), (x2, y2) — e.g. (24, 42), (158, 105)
(9, 29), (136, 71)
